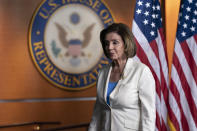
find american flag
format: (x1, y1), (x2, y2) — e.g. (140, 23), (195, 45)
(168, 0), (197, 130)
(132, 0), (169, 130)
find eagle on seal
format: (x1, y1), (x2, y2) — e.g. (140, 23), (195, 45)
(55, 23), (95, 58)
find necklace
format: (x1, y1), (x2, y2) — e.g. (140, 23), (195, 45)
(112, 58), (127, 80)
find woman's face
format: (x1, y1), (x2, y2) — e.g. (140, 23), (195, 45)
(104, 32), (126, 61)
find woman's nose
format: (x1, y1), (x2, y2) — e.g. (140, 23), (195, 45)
(108, 43), (113, 49)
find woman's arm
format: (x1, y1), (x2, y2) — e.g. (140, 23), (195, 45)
(138, 66), (156, 131)
(88, 96), (102, 131)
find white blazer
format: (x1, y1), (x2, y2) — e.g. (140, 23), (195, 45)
(88, 58), (156, 131)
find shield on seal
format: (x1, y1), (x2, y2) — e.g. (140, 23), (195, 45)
(67, 39), (82, 57)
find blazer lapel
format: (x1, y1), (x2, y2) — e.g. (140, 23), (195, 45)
(108, 58), (134, 102)
(103, 65), (112, 104)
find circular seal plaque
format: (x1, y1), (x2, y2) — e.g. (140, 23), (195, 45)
(29, 0), (114, 90)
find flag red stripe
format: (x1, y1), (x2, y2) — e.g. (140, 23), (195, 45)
(161, 119), (167, 131)
(158, 29), (169, 66)
(194, 35), (197, 44)
(173, 52), (197, 127)
(168, 98), (180, 131)
(170, 80), (190, 131)
(159, 29), (165, 44)
(181, 41), (197, 85)
(150, 40), (159, 60)
(156, 111), (162, 131)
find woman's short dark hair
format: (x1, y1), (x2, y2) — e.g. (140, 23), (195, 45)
(100, 23), (137, 59)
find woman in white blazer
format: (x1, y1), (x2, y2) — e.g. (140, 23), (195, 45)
(88, 23), (156, 131)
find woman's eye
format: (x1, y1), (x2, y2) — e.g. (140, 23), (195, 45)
(113, 41), (118, 45)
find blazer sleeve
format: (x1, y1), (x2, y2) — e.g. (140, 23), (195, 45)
(88, 95), (102, 131)
(138, 66), (156, 131)
(88, 70), (103, 131)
